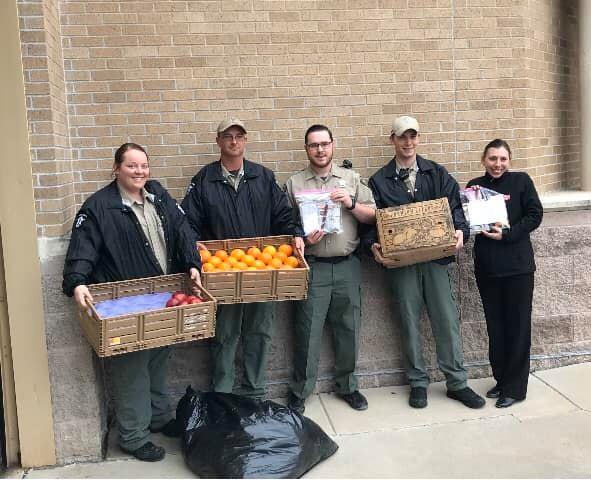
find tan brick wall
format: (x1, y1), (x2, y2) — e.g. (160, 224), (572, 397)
(19, 0), (75, 237)
(18, 0), (580, 237)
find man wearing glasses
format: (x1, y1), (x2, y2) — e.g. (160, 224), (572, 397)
(368, 115), (485, 410)
(284, 124), (376, 413)
(182, 118), (304, 399)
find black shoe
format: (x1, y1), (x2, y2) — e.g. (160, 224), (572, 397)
(496, 396), (522, 408)
(486, 385), (501, 399)
(409, 387), (428, 409)
(150, 418), (182, 437)
(287, 392), (306, 414)
(120, 442), (165, 462)
(447, 387), (485, 409)
(339, 390), (368, 411)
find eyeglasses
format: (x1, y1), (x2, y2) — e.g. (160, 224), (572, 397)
(221, 133), (246, 142)
(306, 141), (332, 150)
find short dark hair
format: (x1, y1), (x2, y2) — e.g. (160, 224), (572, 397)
(305, 124), (333, 145)
(114, 142), (149, 168)
(482, 139), (512, 160)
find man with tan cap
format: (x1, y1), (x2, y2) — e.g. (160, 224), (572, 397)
(182, 118), (304, 398)
(367, 115), (485, 410)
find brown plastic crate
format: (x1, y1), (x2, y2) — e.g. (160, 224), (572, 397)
(78, 273), (216, 357)
(376, 198), (457, 268)
(200, 235), (309, 304)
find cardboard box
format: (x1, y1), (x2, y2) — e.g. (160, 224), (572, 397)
(376, 198), (457, 268)
(200, 235), (309, 304)
(78, 273), (216, 357)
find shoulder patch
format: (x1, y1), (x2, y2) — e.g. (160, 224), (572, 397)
(75, 213), (87, 228)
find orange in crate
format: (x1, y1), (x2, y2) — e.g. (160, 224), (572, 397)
(199, 249), (212, 263)
(259, 252), (273, 265)
(278, 244), (293, 257)
(274, 251), (287, 263)
(218, 261), (231, 271)
(202, 262), (215, 272)
(263, 245), (277, 256)
(253, 260), (266, 270)
(247, 246), (262, 259)
(215, 250), (229, 261)
(230, 248), (245, 260)
(209, 255), (222, 267)
(242, 254), (256, 266)
(235, 261), (248, 270)
(285, 256), (299, 268)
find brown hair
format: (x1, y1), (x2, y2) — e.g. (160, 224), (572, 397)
(482, 139), (512, 160)
(113, 142), (149, 167)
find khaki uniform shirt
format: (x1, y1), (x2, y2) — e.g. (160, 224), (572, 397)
(395, 159), (418, 196)
(119, 185), (168, 274)
(285, 164), (376, 258)
(221, 163), (245, 191)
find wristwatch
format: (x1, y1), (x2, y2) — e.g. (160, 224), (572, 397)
(347, 196), (356, 210)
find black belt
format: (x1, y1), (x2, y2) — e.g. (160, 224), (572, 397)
(306, 254), (352, 264)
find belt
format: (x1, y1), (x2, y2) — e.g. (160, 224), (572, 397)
(306, 254), (352, 264)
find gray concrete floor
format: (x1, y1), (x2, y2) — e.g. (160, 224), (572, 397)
(5, 362), (591, 478)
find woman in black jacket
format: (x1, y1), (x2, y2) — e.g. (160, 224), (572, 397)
(467, 139), (543, 408)
(63, 143), (201, 461)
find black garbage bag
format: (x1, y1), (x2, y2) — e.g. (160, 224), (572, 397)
(176, 386), (338, 479)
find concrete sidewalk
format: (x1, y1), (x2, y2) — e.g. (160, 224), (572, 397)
(7, 362), (591, 479)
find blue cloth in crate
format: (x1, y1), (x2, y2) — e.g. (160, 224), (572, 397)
(94, 292), (172, 318)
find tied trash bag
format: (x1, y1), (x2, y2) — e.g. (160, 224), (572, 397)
(175, 386), (338, 479)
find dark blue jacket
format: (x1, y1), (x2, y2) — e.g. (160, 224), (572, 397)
(181, 159), (301, 240)
(367, 155), (469, 265)
(63, 180), (201, 296)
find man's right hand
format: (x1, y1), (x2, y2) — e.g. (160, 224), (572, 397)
(74, 284), (93, 310)
(305, 229), (325, 245)
(371, 242), (386, 265)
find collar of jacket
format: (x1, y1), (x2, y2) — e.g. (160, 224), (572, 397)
(383, 154), (433, 179)
(484, 170), (510, 183)
(206, 159), (260, 183)
(303, 162), (345, 181)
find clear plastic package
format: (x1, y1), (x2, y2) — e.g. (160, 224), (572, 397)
(461, 186), (510, 234)
(294, 188), (343, 236)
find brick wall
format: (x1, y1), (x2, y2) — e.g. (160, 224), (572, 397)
(17, 0), (581, 238)
(19, 0), (76, 237)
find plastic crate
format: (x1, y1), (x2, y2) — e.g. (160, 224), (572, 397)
(78, 273), (216, 357)
(200, 235), (309, 304)
(376, 198), (457, 268)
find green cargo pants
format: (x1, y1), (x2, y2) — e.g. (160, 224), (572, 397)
(211, 302), (275, 398)
(386, 261), (467, 391)
(107, 346), (173, 452)
(291, 256), (361, 399)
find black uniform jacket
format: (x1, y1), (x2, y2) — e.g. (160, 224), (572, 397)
(181, 159), (302, 240)
(366, 155), (470, 265)
(467, 171), (543, 277)
(62, 180), (201, 297)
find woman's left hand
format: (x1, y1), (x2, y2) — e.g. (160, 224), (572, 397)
(481, 224), (503, 240)
(189, 267), (202, 295)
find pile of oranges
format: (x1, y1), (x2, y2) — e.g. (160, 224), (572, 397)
(200, 244), (300, 272)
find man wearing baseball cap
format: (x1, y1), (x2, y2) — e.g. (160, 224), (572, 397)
(182, 117), (304, 399)
(367, 115), (485, 410)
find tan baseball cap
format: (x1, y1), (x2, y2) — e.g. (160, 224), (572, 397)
(391, 116), (420, 136)
(217, 118), (247, 134)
